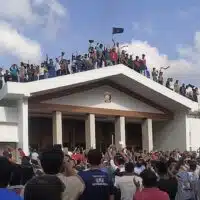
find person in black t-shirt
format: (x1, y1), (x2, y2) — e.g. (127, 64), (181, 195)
(78, 149), (114, 200)
(156, 161), (177, 200)
(4, 70), (12, 83)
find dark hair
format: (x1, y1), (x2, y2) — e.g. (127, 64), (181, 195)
(140, 169), (157, 188)
(21, 164), (34, 185)
(156, 161), (168, 175)
(24, 175), (65, 200)
(115, 153), (125, 165)
(87, 149), (102, 166)
(21, 156), (31, 166)
(40, 148), (64, 174)
(118, 158), (125, 165)
(114, 168), (124, 177)
(125, 162), (134, 173)
(53, 144), (62, 151)
(188, 160), (197, 171)
(167, 157), (176, 167)
(10, 164), (22, 186)
(0, 156), (13, 187)
(3, 151), (12, 159)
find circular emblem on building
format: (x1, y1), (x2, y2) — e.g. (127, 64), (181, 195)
(104, 92), (111, 103)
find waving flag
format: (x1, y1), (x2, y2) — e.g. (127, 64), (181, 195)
(160, 66), (170, 70)
(112, 27), (124, 35)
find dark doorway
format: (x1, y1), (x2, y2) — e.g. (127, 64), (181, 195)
(29, 117), (86, 151)
(126, 123), (142, 150)
(96, 121), (114, 152)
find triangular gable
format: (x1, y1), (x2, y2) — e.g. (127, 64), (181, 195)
(42, 85), (164, 114)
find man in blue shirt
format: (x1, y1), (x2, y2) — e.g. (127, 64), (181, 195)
(10, 64), (19, 82)
(0, 156), (22, 200)
(78, 149), (114, 200)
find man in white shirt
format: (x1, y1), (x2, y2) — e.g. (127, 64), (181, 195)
(0, 67), (4, 89)
(186, 85), (193, 98)
(115, 162), (142, 200)
(169, 78), (174, 91)
(39, 64), (45, 80)
(110, 157), (125, 172)
(55, 58), (61, 76)
(31, 150), (39, 161)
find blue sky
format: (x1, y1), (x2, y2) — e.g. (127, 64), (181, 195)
(51, 0), (200, 58)
(1, 0), (200, 84)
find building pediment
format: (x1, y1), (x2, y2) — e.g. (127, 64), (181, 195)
(28, 81), (173, 120)
(42, 85), (164, 114)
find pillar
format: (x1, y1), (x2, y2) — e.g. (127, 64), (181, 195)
(115, 116), (126, 149)
(18, 98), (29, 155)
(142, 119), (153, 152)
(53, 111), (63, 145)
(85, 114), (96, 150)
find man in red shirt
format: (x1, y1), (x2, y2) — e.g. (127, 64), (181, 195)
(71, 148), (86, 163)
(133, 169), (169, 200)
(133, 56), (141, 73)
(110, 48), (118, 65)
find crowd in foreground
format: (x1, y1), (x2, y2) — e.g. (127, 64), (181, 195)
(0, 41), (199, 102)
(1, 145), (200, 200)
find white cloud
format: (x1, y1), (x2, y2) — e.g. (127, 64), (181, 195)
(0, 0), (36, 24)
(0, 0), (66, 25)
(123, 32), (200, 85)
(0, 22), (42, 63)
(0, 0), (67, 63)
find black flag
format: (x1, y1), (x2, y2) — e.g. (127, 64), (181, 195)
(89, 40), (94, 43)
(112, 27), (124, 34)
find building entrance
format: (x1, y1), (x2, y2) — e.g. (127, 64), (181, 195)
(95, 119), (142, 152)
(96, 121), (114, 152)
(29, 116), (142, 151)
(126, 123), (142, 150)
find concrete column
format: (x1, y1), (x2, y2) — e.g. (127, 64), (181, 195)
(18, 98), (29, 155)
(142, 119), (153, 152)
(53, 111), (63, 145)
(85, 114), (96, 150)
(115, 116), (126, 149)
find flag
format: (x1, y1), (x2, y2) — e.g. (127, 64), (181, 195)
(160, 66), (170, 70)
(112, 27), (124, 35)
(89, 40), (94, 43)
(188, 84), (195, 88)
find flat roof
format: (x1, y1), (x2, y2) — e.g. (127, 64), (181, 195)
(0, 64), (198, 112)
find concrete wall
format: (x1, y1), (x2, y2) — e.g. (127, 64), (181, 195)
(0, 107), (18, 142)
(0, 107), (18, 123)
(187, 116), (200, 151)
(44, 85), (163, 114)
(153, 111), (189, 151)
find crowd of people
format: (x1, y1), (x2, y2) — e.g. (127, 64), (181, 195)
(1, 144), (200, 200)
(152, 68), (199, 102)
(0, 41), (199, 102)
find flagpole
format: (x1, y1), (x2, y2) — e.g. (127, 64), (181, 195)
(112, 33), (115, 47)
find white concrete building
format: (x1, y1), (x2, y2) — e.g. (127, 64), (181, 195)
(0, 64), (199, 154)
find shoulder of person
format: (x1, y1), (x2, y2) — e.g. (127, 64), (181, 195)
(134, 175), (142, 182)
(58, 173), (85, 188)
(70, 174), (85, 183)
(67, 175), (85, 192)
